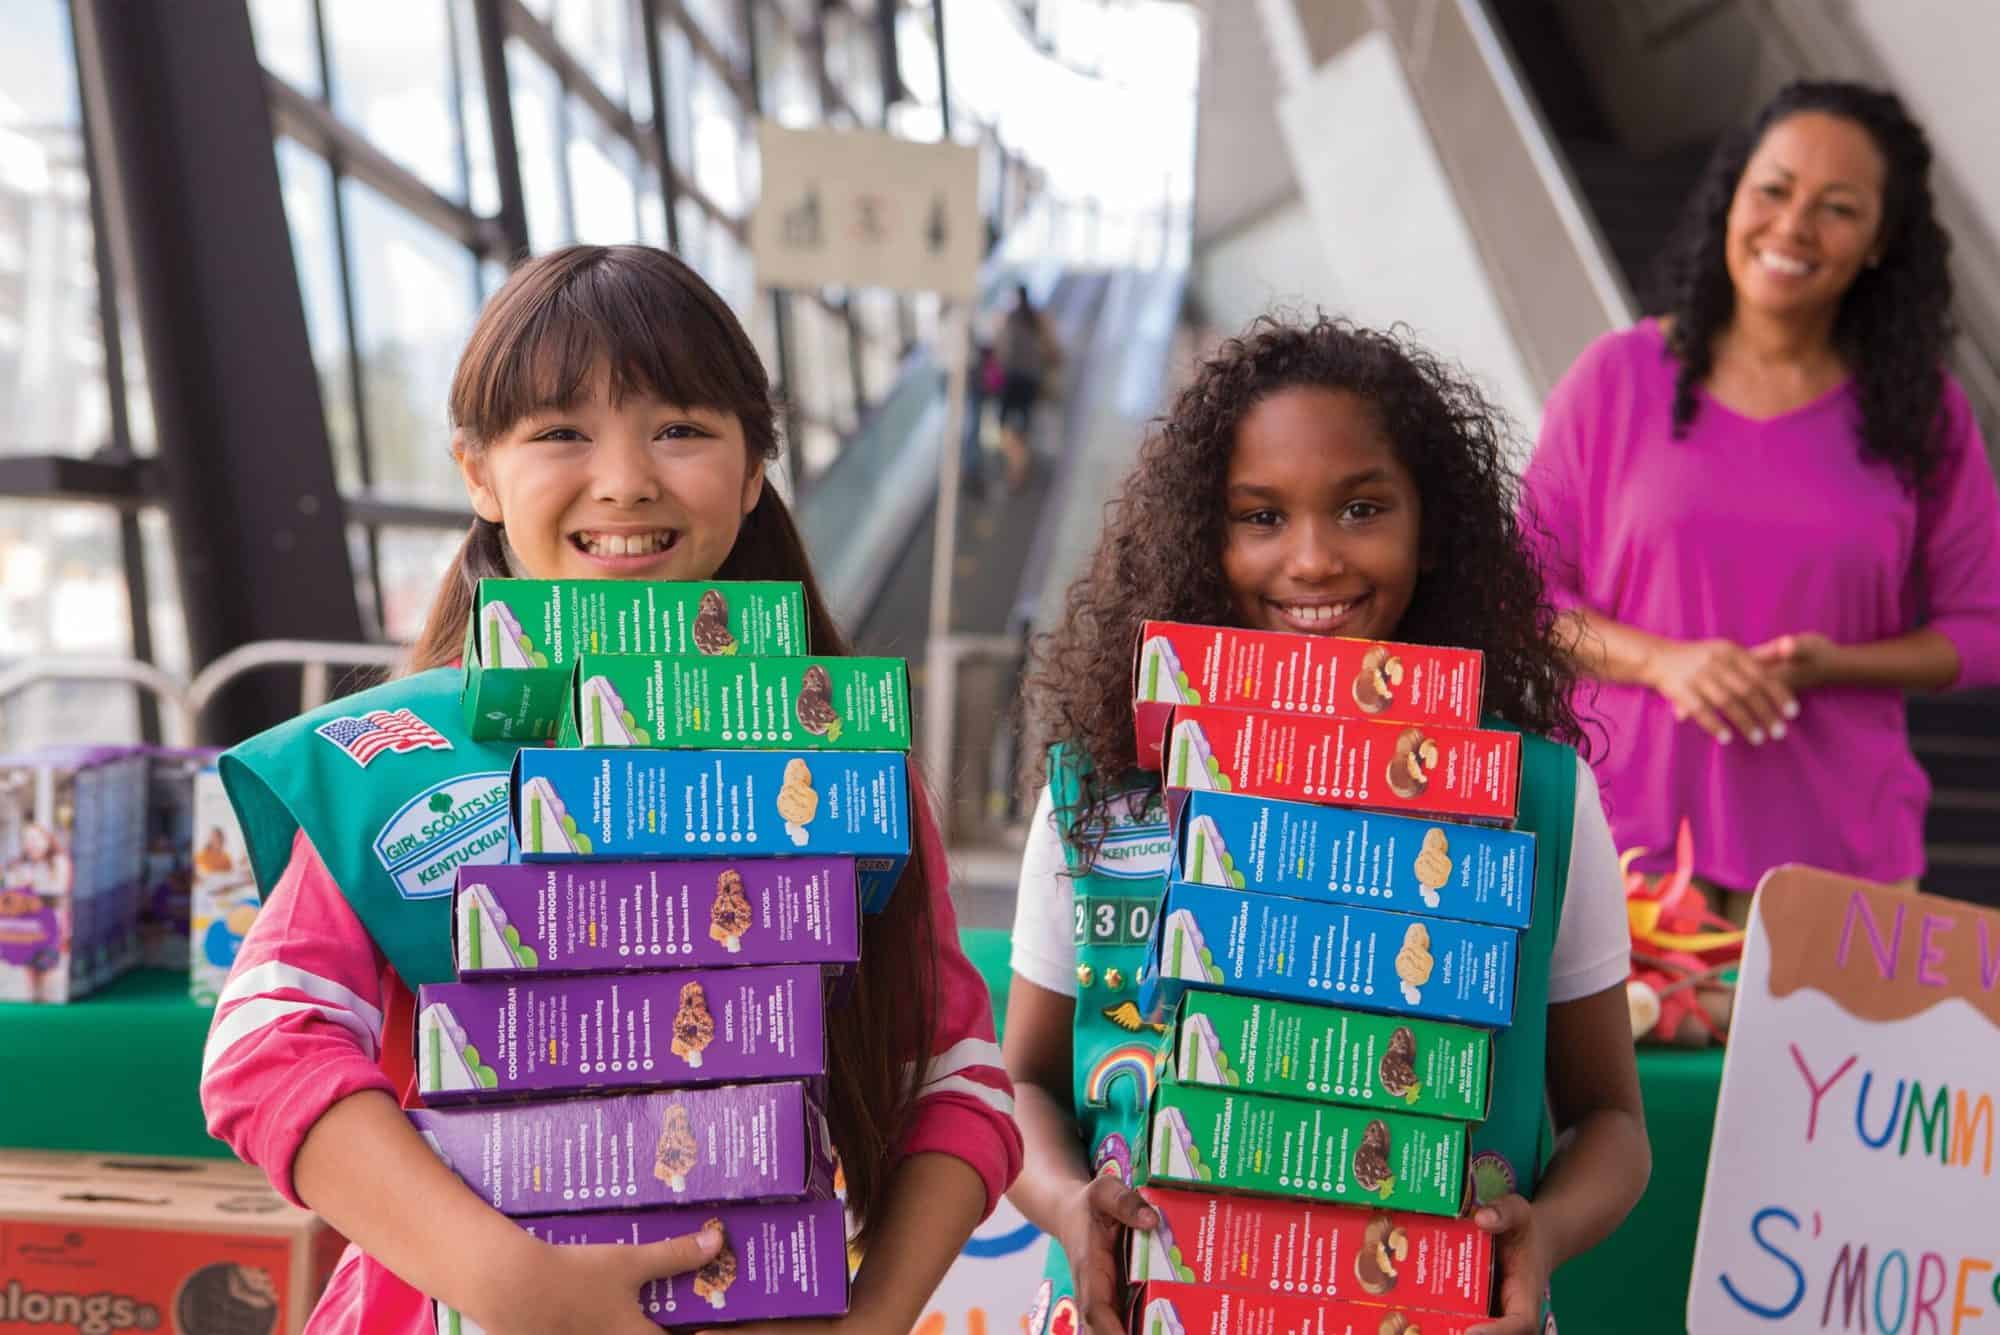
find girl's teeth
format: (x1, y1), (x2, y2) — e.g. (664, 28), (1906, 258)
(583, 532), (668, 556)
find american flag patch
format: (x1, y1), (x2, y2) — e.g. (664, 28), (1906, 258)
(316, 708), (453, 767)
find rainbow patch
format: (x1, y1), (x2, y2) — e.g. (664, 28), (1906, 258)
(1084, 1043), (1160, 1109)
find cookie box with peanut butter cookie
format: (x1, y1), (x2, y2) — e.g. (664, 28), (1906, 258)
(1160, 990), (1492, 1121)
(556, 654), (910, 751)
(1128, 1186), (1494, 1316)
(1140, 881), (1517, 1028)
(1127, 1280), (1479, 1335)
(1169, 788), (1535, 930)
(452, 858), (859, 978)
(409, 1079), (837, 1215)
(1133, 621), (1484, 770)
(1136, 1082), (1470, 1218)
(509, 748), (909, 913)
(463, 579), (808, 742)
(432, 1198), (850, 1330)
(1162, 704), (1521, 825)
(415, 964), (826, 1104)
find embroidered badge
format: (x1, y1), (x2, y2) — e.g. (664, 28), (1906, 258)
(374, 772), (511, 900)
(317, 708), (453, 767)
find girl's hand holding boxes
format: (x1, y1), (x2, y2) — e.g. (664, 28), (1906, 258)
(1465, 1194), (1555, 1335)
(473, 1224), (723, 1335)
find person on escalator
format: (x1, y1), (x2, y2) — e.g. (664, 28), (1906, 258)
(197, 245), (1020, 1335)
(1005, 316), (1646, 1335)
(996, 283), (1064, 492)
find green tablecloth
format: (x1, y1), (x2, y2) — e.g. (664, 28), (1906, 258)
(0, 937), (1725, 1334)
(0, 968), (230, 1159)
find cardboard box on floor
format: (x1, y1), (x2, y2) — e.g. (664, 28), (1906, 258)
(0, 1151), (341, 1335)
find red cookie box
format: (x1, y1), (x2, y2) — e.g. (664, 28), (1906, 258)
(1129, 1280), (1479, 1334)
(1162, 705), (1520, 824)
(1134, 622), (1484, 770)
(1129, 1186), (1492, 1318)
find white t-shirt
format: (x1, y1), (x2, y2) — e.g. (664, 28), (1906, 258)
(1009, 755), (1632, 1006)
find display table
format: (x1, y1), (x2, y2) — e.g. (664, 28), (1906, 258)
(0, 968), (229, 1159)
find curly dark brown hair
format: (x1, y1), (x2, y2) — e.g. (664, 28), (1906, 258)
(1652, 80), (1954, 492)
(1024, 315), (1585, 856)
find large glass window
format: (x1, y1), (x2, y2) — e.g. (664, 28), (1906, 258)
(688, 52), (750, 215)
(0, 501), (136, 747)
(507, 40), (571, 251)
(246, 0), (322, 98)
(323, 0), (474, 203)
(273, 137), (363, 491)
(0, 0), (105, 458)
(340, 179), (481, 504)
(568, 100), (641, 244)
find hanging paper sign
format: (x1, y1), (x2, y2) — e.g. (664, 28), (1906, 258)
(1688, 868), (2000, 1332)
(751, 122), (982, 299)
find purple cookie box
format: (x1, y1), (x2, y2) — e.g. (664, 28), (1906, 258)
(433, 1198), (849, 1330)
(452, 857), (860, 979)
(417, 965), (826, 1103)
(409, 1080), (838, 1215)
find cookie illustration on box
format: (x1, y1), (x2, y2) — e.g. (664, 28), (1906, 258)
(692, 589), (738, 655)
(579, 673), (650, 746)
(1354, 645), (1406, 714)
(1396, 923), (1435, 1004)
(1379, 1026), (1421, 1102)
(654, 1104), (700, 1191)
(1387, 727), (1441, 799)
(479, 598), (546, 668)
(709, 868), (755, 953)
(1354, 1119), (1396, 1197)
(778, 758), (820, 846)
(672, 980), (716, 1067)
(174, 1262), (280, 1335)
(1378, 1313), (1422, 1335)
(1414, 828), (1453, 909)
(693, 1219), (738, 1308)
(1356, 1211), (1410, 1295)
(795, 664), (843, 741)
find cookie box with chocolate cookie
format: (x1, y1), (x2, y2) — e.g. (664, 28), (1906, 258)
(1128, 1280), (1479, 1335)
(409, 1079), (837, 1214)
(1133, 621), (1484, 770)
(1140, 881), (1517, 1028)
(1169, 789), (1535, 931)
(1138, 1082), (1469, 1217)
(1128, 1186), (1493, 1316)
(416, 964), (826, 1103)
(557, 654), (911, 751)
(463, 579), (808, 742)
(432, 1198), (849, 1330)
(452, 858), (859, 978)
(510, 748), (909, 914)
(1160, 991), (1492, 1121)
(1162, 704), (1521, 824)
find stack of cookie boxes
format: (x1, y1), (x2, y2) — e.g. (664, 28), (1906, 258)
(1123, 621), (1536, 1334)
(414, 578), (917, 1331)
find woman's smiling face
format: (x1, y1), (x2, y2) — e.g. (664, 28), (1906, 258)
(458, 362), (763, 583)
(1220, 385), (1422, 643)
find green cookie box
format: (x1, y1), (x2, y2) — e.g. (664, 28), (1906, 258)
(557, 654), (910, 751)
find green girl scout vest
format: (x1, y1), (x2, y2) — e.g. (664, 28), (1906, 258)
(1029, 725), (1577, 1334)
(219, 668), (519, 988)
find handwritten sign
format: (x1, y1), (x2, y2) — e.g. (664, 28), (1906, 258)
(750, 122), (981, 299)
(1688, 869), (2000, 1333)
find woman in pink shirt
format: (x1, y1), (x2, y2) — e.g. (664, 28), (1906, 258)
(199, 246), (1021, 1334)
(1523, 81), (2000, 913)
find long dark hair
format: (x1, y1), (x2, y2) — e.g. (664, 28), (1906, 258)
(410, 245), (936, 1238)
(1025, 315), (1584, 857)
(1652, 79), (1955, 492)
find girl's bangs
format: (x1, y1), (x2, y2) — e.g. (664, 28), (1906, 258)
(457, 250), (762, 440)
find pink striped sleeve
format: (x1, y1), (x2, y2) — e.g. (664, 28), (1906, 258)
(892, 791), (1024, 1219)
(198, 829), (398, 1207)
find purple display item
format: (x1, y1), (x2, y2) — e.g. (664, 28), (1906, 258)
(432, 1198), (849, 1330)
(409, 1080), (839, 1215)
(416, 965), (827, 1103)
(453, 858), (860, 978)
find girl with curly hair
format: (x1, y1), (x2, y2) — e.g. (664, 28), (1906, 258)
(1004, 316), (1648, 1335)
(1521, 81), (2000, 913)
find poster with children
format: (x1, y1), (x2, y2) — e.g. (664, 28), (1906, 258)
(1688, 869), (2000, 1333)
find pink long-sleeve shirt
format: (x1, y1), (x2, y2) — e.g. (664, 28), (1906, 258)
(200, 809), (1021, 1334)
(1522, 321), (2000, 889)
